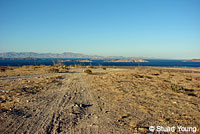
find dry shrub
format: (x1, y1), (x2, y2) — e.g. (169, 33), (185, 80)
(87, 65), (95, 68)
(48, 65), (69, 73)
(0, 67), (8, 72)
(102, 67), (106, 70)
(170, 83), (184, 92)
(84, 69), (92, 74)
(48, 68), (59, 73)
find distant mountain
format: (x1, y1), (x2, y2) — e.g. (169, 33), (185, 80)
(0, 52), (105, 58)
(0, 52), (149, 60)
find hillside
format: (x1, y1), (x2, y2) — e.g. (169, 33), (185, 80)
(0, 52), (104, 59)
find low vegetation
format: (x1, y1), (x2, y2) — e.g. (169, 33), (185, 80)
(87, 65), (96, 69)
(48, 68), (59, 73)
(0, 75), (63, 112)
(170, 83), (184, 92)
(48, 65), (69, 73)
(88, 67), (200, 131)
(84, 69), (92, 74)
(0, 67), (7, 72)
(102, 67), (106, 70)
(0, 65), (200, 133)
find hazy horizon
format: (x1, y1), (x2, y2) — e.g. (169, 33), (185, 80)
(0, 0), (199, 59)
(0, 51), (198, 60)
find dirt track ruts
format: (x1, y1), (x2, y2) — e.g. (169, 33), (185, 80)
(0, 72), (130, 134)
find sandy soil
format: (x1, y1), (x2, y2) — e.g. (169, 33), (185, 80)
(0, 66), (200, 133)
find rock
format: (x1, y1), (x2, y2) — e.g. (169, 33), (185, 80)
(72, 104), (81, 114)
(79, 104), (82, 108)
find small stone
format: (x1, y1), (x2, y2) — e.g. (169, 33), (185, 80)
(172, 101), (177, 104)
(15, 98), (20, 102)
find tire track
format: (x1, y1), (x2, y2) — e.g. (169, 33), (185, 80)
(0, 71), (132, 134)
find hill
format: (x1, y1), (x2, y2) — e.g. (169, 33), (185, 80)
(0, 52), (103, 58)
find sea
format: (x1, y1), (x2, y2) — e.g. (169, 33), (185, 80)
(0, 59), (200, 67)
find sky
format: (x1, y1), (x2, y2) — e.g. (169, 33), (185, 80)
(0, 0), (199, 59)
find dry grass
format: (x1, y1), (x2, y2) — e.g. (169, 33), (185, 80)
(0, 65), (71, 76)
(0, 75), (63, 112)
(88, 67), (200, 130)
(0, 65), (69, 112)
(0, 65), (50, 76)
(0, 67), (8, 72)
(0, 65), (200, 132)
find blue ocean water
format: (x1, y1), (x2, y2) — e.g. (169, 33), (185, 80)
(0, 59), (200, 67)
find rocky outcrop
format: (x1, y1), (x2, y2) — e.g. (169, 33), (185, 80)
(184, 59), (200, 62)
(77, 60), (93, 62)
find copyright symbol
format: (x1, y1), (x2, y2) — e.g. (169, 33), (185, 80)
(149, 126), (155, 132)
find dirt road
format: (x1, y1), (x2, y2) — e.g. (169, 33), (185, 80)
(0, 71), (132, 134)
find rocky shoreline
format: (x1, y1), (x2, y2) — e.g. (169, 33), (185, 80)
(184, 59), (200, 62)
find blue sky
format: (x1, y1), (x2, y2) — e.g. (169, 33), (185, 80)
(0, 0), (199, 59)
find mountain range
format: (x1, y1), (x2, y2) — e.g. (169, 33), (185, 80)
(0, 52), (127, 59)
